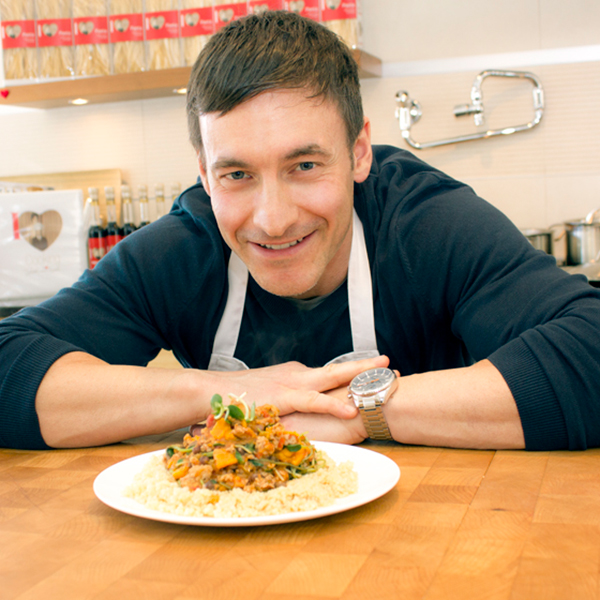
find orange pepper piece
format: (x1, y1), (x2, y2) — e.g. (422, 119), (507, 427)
(171, 463), (189, 479)
(275, 447), (308, 466)
(210, 418), (235, 440)
(213, 448), (238, 470)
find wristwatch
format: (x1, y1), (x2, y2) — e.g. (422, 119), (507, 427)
(348, 367), (397, 440)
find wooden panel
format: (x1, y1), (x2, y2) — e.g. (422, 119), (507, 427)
(0, 51), (381, 110)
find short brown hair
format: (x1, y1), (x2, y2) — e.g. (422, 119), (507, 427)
(186, 10), (363, 154)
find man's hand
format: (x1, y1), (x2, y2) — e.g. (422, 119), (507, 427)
(211, 354), (390, 420)
(280, 385), (368, 444)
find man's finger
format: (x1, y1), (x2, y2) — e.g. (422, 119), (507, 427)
(283, 389), (357, 420)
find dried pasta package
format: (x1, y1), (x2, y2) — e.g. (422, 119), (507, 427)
(144, 0), (180, 71)
(248, 0), (283, 15)
(0, 0), (38, 80)
(320, 0), (360, 48)
(283, 0), (319, 22)
(108, 0), (144, 73)
(179, 0), (213, 67)
(213, 0), (246, 31)
(73, 0), (110, 76)
(36, 0), (74, 78)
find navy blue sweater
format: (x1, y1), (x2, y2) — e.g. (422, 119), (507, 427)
(2, 146), (599, 450)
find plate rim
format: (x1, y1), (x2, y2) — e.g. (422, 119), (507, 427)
(93, 441), (400, 527)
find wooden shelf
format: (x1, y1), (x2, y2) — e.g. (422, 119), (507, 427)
(0, 49), (381, 110)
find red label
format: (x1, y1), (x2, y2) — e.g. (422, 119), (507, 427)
(12, 212), (20, 239)
(284, 0), (320, 21)
(1, 20), (36, 50)
(88, 237), (106, 268)
(214, 3), (248, 30)
(109, 13), (144, 43)
(249, 0), (284, 13)
(180, 7), (214, 37)
(37, 18), (73, 48)
(320, 0), (357, 22)
(145, 10), (179, 40)
(73, 16), (109, 45)
(106, 234), (120, 251)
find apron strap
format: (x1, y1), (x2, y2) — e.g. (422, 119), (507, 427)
(347, 209), (378, 352)
(210, 251), (248, 359)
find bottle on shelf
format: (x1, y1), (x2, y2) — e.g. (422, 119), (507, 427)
(138, 184), (151, 227)
(154, 183), (166, 220)
(104, 186), (123, 252)
(87, 187), (106, 269)
(121, 185), (138, 237)
(169, 182), (181, 211)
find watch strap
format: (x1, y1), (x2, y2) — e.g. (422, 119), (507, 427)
(355, 396), (393, 440)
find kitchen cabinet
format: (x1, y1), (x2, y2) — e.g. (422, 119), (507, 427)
(0, 50), (381, 110)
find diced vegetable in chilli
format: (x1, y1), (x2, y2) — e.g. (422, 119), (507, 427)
(164, 394), (324, 493)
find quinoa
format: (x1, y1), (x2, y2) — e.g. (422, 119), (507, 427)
(124, 451), (357, 518)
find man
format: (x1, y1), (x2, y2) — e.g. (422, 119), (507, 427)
(1, 11), (599, 451)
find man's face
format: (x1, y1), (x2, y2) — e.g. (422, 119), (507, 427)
(197, 89), (372, 299)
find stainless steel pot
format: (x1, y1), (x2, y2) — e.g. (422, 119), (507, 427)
(565, 220), (600, 265)
(521, 228), (552, 254)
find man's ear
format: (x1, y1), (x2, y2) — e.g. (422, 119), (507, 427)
(353, 117), (373, 184)
(197, 151), (211, 195)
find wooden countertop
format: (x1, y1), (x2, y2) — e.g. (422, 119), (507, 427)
(2, 435), (599, 599)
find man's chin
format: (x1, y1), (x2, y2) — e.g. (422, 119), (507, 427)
(252, 272), (319, 299)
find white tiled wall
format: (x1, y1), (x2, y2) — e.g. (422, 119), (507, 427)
(1, 0), (599, 231)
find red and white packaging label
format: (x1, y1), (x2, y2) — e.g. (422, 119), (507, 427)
(1, 20), (36, 50)
(37, 19), (73, 48)
(88, 237), (106, 268)
(249, 0), (284, 14)
(145, 10), (179, 40)
(284, 0), (320, 21)
(109, 13), (144, 43)
(320, 0), (357, 22)
(73, 16), (109, 45)
(214, 3), (248, 30)
(180, 7), (214, 37)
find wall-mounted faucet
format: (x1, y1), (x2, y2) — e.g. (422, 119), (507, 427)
(395, 69), (545, 150)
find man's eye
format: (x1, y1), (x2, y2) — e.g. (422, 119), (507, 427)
(297, 162), (315, 171)
(226, 171), (247, 180)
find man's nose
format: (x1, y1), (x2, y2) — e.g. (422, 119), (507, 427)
(252, 179), (299, 238)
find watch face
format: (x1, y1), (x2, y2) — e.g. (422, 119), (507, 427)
(350, 368), (395, 396)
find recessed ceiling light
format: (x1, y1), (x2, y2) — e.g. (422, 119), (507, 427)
(69, 98), (89, 105)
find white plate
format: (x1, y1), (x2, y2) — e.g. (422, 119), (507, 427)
(93, 441), (400, 527)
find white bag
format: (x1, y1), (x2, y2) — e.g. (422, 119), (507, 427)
(0, 189), (87, 307)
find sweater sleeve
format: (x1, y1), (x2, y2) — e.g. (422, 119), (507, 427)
(388, 169), (600, 450)
(0, 189), (227, 450)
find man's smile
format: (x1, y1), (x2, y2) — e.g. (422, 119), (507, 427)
(257, 236), (306, 250)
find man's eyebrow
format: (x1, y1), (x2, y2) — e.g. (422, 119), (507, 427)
(211, 158), (252, 171)
(284, 144), (331, 161)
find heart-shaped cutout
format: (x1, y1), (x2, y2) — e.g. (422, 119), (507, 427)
(219, 8), (234, 23)
(185, 12), (199, 26)
(150, 15), (165, 30)
(1, 90), (9, 99)
(115, 18), (130, 32)
(42, 23), (58, 37)
(79, 21), (95, 35)
(6, 24), (22, 38)
(19, 211), (62, 251)
(252, 4), (269, 14)
(289, 0), (305, 12)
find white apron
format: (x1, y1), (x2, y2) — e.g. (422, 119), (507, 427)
(208, 209), (379, 371)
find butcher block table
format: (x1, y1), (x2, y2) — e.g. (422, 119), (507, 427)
(1, 433), (599, 600)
